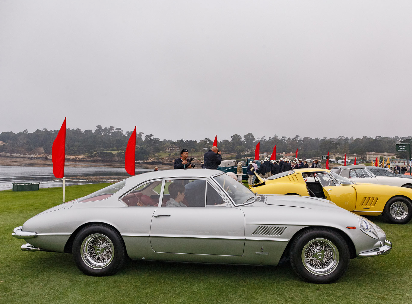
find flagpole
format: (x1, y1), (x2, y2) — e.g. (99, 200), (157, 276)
(63, 177), (66, 202)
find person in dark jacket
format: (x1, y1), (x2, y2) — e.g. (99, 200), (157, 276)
(174, 149), (194, 169)
(247, 161), (256, 185)
(203, 146), (222, 169)
(279, 159), (285, 172)
(283, 159), (292, 171)
(271, 160), (280, 175)
(259, 158), (272, 178)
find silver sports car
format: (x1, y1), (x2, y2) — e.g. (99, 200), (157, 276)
(13, 169), (391, 283)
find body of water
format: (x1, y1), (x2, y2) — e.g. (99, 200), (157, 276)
(0, 166), (150, 191)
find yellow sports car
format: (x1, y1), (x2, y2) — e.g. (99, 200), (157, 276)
(250, 168), (412, 224)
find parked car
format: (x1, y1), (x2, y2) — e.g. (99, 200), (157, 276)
(331, 165), (412, 188)
(250, 168), (412, 224)
(13, 169), (391, 283)
(366, 166), (412, 179)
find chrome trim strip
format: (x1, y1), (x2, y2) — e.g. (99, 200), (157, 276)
(122, 234), (289, 242)
(12, 226), (37, 239)
(359, 240), (392, 257)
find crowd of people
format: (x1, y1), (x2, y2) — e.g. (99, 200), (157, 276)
(246, 158), (322, 185)
(171, 145), (325, 186)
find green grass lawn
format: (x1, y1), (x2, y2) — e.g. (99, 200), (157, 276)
(1, 184), (412, 303)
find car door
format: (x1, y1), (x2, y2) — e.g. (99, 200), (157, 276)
(315, 173), (356, 211)
(150, 178), (245, 256)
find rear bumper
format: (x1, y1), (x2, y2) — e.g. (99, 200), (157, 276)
(359, 239), (392, 257)
(21, 243), (44, 251)
(12, 226), (37, 239)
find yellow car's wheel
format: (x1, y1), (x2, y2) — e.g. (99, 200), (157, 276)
(383, 197), (412, 224)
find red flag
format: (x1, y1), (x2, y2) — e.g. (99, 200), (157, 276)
(326, 151), (329, 169)
(125, 127), (136, 176)
(354, 157), (357, 165)
(375, 157), (378, 167)
(295, 148), (298, 159)
(255, 142), (260, 160)
(344, 154), (347, 166)
(52, 118), (66, 178)
(213, 135), (217, 147)
(270, 145), (277, 160)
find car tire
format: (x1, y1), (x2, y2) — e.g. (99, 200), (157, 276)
(289, 228), (350, 284)
(72, 225), (126, 276)
(383, 197), (412, 224)
(401, 184), (412, 189)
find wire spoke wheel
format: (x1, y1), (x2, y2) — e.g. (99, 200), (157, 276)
(73, 225), (125, 276)
(290, 228), (349, 283)
(81, 233), (114, 269)
(301, 238), (339, 276)
(389, 201), (409, 221)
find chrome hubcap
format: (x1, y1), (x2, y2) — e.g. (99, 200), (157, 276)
(302, 238), (339, 276)
(81, 233), (114, 269)
(390, 201), (409, 220)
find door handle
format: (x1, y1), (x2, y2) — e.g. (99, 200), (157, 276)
(154, 214), (171, 218)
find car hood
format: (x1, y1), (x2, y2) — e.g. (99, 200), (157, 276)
(256, 194), (341, 211)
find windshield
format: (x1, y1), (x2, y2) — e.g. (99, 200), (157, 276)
(213, 174), (255, 205)
(368, 167), (396, 177)
(78, 180), (126, 202)
(330, 171), (353, 185)
(349, 168), (374, 178)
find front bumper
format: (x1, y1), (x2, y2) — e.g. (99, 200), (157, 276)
(359, 239), (392, 257)
(12, 226), (37, 239)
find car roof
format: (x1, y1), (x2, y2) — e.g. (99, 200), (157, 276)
(125, 169), (224, 183)
(335, 165), (366, 169)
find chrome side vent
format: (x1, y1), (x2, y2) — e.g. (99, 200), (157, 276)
(252, 226), (287, 236)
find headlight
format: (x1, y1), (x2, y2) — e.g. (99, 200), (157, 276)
(359, 218), (379, 239)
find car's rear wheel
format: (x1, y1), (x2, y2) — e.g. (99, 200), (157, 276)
(383, 197), (412, 224)
(289, 228), (350, 284)
(72, 225), (125, 276)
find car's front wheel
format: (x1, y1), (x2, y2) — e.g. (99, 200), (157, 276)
(289, 228), (350, 284)
(383, 197), (412, 224)
(72, 225), (126, 276)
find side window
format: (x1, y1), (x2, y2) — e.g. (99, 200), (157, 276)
(162, 179), (206, 207)
(316, 173), (336, 187)
(121, 180), (162, 207)
(206, 183), (226, 206)
(349, 170), (357, 178)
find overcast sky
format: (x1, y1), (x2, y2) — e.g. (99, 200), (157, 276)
(1, 1), (411, 141)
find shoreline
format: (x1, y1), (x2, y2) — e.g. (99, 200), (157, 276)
(0, 155), (174, 170)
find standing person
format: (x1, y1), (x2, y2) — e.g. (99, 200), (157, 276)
(271, 160), (280, 175)
(279, 158), (285, 173)
(259, 158), (272, 178)
(303, 161), (309, 168)
(311, 159), (322, 168)
(283, 159), (292, 172)
(203, 146), (222, 169)
(174, 149), (194, 169)
(247, 161), (256, 185)
(237, 161), (243, 181)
